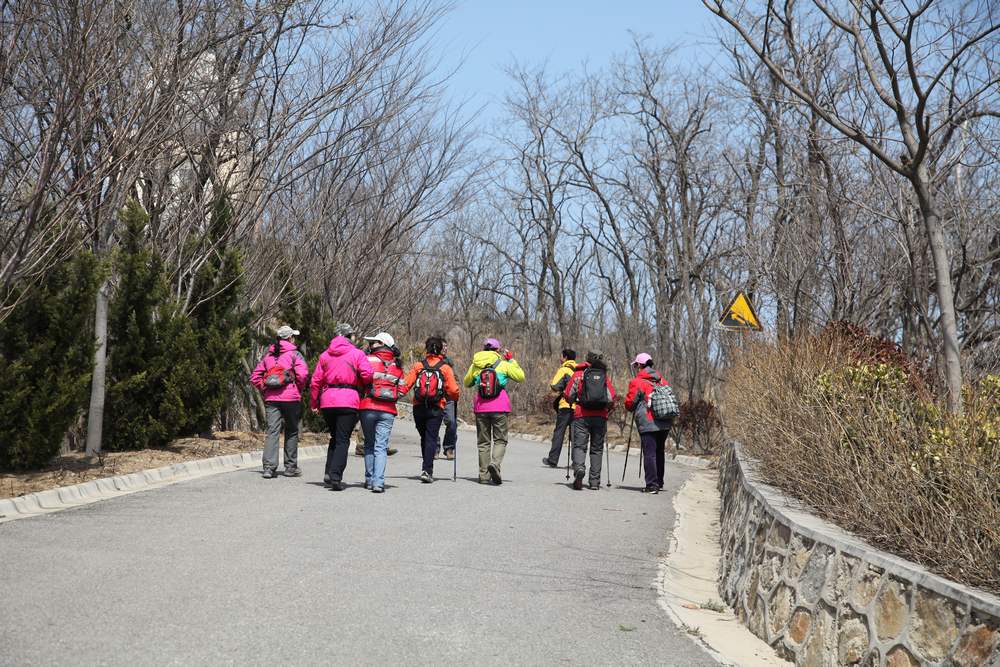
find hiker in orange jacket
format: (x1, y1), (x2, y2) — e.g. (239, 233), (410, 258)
(402, 336), (460, 483)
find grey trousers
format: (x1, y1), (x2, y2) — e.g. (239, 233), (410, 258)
(476, 412), (509, 481)
(263, 401), (301, 471)
(571, 416), (607, 484)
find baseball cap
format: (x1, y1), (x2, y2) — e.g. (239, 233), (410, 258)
(483, 338), (502, 350)
(334, 323), (355, 338)
(631, 352), (652, 367)
(276, 325), (300, 339)
(363, 332), (395, 348)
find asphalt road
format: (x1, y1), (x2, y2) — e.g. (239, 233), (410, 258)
(0, 427), (717, 666)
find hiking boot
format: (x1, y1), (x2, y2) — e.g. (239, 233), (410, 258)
(387, 448), (398, 456)
(323, 473), (331, 484)
(647, 485), (660, 495)
(262, 469), (277, 479)
(487, 463), (502, 485)
(541, 457), (557, 468)
(444, 450), (455, 461)
(371, 486), (385, 494)
(588, 482), (600, 490)
(572, 468), (585, 490)
(282, 467), (302, 477)
(420, 470), (434, 484)
(330, 481), (345, 491)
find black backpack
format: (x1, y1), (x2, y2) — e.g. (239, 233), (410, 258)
(578, 367), (611, 409)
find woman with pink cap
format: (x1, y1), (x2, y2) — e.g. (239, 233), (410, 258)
(624, 353), (675, 494)
(462, 338), (525, 484)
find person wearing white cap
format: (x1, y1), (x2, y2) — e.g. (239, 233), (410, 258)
(624, 353), (676, 494)
(358, 332), (408, 493)
(249, 325), (309, 478)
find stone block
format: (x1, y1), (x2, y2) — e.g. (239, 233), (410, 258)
(801, 603), (836, 667)
(885, 645), (919, 667)
(786, 534), (813, 579)
(799, 545), (831, 605)
(766, 520), (791, 551)
(760, 551), (784, 593)
(875, 578), (910, 642)
(827, 553), (859, 606)
(853, 564), (883, 608)
(911, 587), (964, 662)
(788, 608), (812, 645)
(768, 584), (795, 639)
(952, 623), (998, 667)
(837, 610), (870, 665)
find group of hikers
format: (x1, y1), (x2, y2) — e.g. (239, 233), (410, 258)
(249, 324), (677, 494)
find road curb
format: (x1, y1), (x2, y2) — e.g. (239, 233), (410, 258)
(0, 445), (328, 524)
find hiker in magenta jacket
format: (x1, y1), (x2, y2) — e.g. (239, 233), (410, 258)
(462, 338), (525, 485)
(309, 323), (374, 490)
(249, 325), (309, 478)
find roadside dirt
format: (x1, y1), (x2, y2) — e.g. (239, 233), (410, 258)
(0, 431), (329, 500)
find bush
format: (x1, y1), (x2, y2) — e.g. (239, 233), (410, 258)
(676, 399), (723, 454)
(104, 201), (188, 450)
(0, 253), (101, 469)
(723, 335), (1000, 593)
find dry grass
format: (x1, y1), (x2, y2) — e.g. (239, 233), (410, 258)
(0, 431), (328, 500)
(723, 338), (1000, 594)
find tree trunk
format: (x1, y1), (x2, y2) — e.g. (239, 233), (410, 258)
(913, 174), (963, 413)
(85, 281), (110, 456)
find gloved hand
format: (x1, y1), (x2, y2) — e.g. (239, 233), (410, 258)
(502, 348), (514, 361)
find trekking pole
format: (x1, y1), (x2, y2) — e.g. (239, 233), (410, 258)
(605, 439), (612, 487)
(621, 413), (635, 482)
(565, 443), (571, 480)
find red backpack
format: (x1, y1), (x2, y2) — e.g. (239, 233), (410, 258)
(263, 348), (293, 388)
(477, 359), (504, 399)
(368, 356), (402, 402)
(413, 360), (445, 404)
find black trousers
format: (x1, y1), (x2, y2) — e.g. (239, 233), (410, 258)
(547, 408), (575, 463)
(413, 404), (444, 475)
(322, 408), (359, 482)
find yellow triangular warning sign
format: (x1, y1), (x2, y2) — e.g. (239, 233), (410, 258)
(718, 291), (763, 331)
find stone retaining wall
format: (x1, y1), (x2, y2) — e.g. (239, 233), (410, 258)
(718, 442), (1000, 666)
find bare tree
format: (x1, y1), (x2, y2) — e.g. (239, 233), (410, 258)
(705, 0), (1000, 412)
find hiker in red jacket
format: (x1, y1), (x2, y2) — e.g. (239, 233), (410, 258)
(624, 353), (675, 494)
(310, 323), (374, 491)
(249, 325), (309, 478)
(563, 350), (616, 490)
(359, 332), (408, 493)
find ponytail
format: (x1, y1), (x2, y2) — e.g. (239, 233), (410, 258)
(271, 337), (282, 359)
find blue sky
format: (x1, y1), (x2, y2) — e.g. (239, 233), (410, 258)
(432, 1), (719, 126)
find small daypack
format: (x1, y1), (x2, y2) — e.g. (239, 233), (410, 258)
(646, 372), (679, 420)
(263, 348), (294, 388)
(368, 356), (402, 402)
(477, 360), (504, 399)
(413, 360), (445, 404)
(577, 367), (611, 409)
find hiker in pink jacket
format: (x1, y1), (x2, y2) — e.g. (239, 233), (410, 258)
(249, 325), (309, 478)
(309, 323), (374, 490)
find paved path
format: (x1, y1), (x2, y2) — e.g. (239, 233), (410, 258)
(0, 428), (716, 666)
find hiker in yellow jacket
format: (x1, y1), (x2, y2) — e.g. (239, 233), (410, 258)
(542, 349), (577, 468)
(462, 338), (525, 484)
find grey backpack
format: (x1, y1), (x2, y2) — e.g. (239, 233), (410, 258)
(647, 372), (679, 420)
